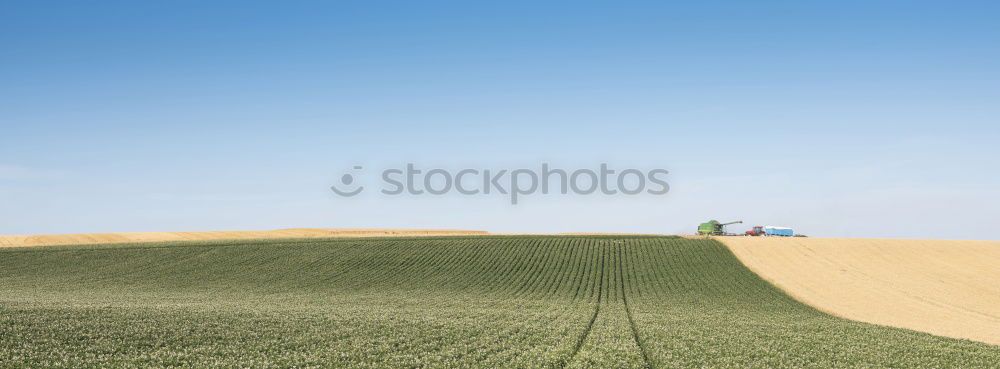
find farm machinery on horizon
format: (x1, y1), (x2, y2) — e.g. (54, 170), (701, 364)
(697, 220), (743, 236)
(743, 225), (794, 237)
(697, 220), (797, 237)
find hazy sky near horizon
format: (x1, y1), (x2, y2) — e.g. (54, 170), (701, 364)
(3, 1), (999, 239)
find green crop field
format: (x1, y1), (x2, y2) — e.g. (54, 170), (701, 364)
(0, 236), (997, 368)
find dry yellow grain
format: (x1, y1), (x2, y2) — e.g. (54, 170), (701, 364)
(719, 237), (1000, 345)
(0, 228), (489, 248)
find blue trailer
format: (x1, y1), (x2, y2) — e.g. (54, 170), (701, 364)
(764, 226), (794, 237)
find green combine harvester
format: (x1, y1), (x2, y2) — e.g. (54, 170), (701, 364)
(697, 219), (743, 236)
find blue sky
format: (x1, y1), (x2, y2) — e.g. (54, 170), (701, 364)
(2, 1), (999, 239)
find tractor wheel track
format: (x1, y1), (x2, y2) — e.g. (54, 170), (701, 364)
(562, 240), (605, 368)
(619, 243), (653, 369)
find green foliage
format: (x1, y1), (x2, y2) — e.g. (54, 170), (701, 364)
(0, 236), (996, 368)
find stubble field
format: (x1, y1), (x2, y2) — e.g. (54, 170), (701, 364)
(721, 236), (1000, 345)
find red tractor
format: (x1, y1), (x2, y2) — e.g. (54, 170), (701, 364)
(745, 226), (765, 236)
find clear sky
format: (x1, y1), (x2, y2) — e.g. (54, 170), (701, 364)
(2, 1), (999, 239)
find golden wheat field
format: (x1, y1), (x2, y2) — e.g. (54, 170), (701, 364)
(719, 236), (1000, 345)
(0, 228), (488, 248)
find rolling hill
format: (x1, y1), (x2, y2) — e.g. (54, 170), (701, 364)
(0, 236), (996, 368)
